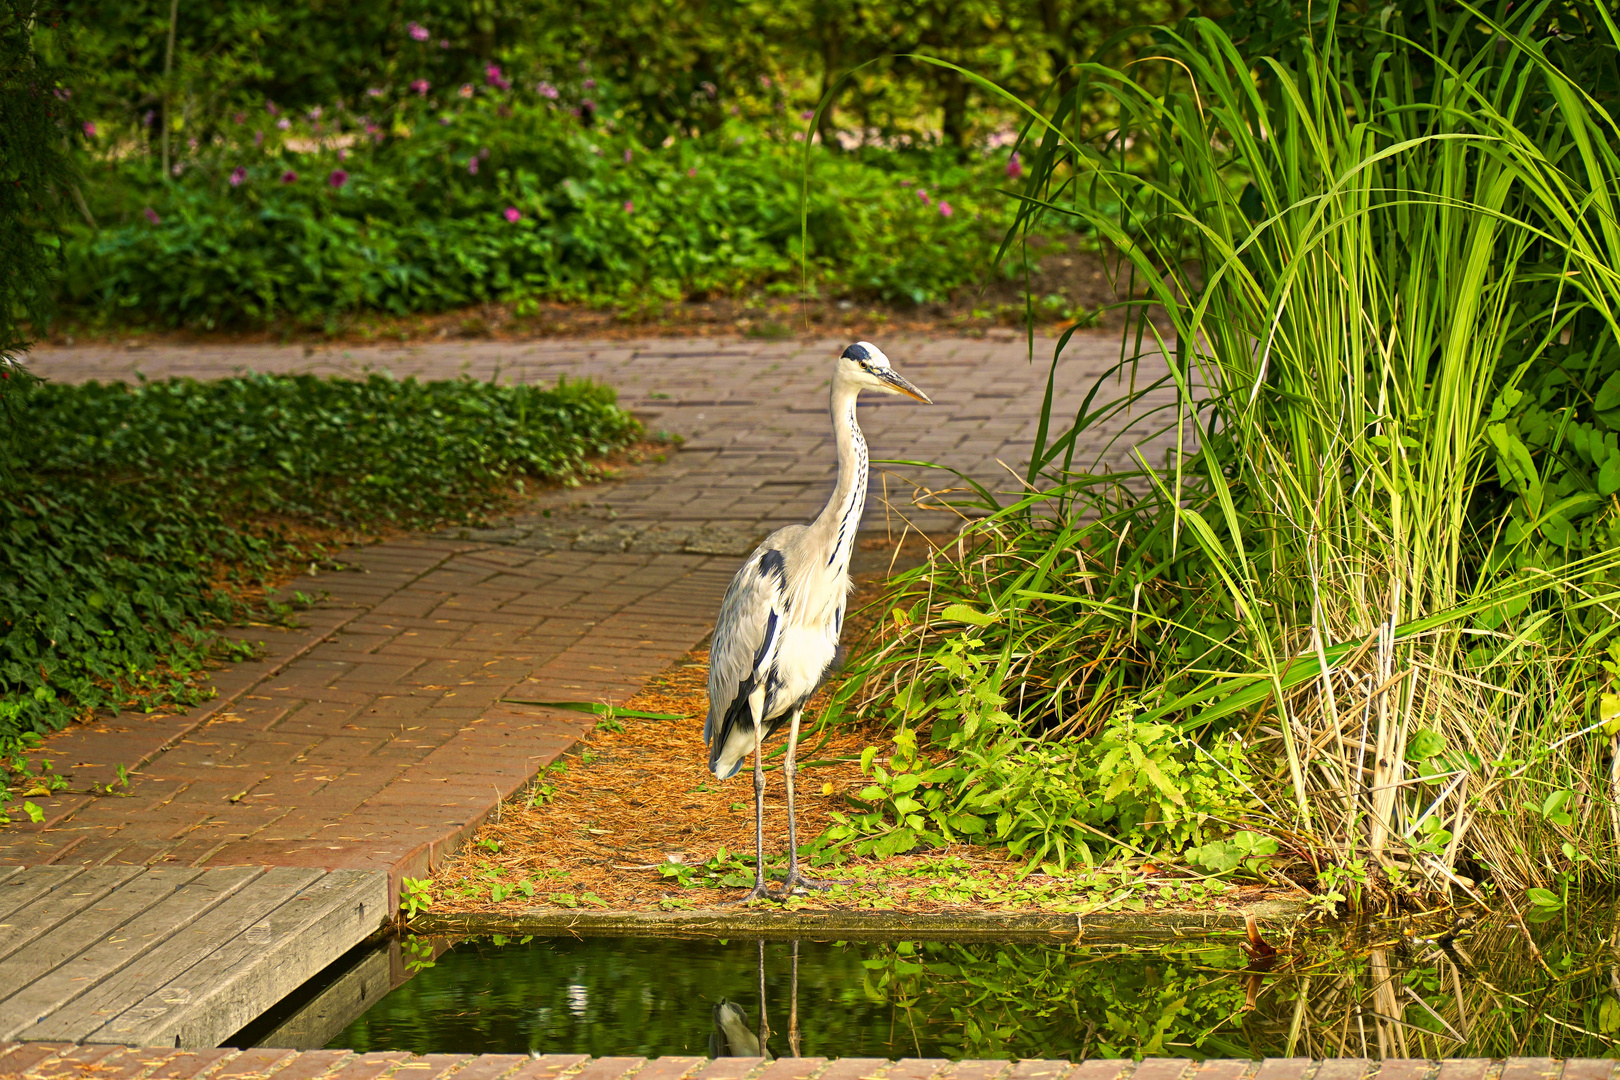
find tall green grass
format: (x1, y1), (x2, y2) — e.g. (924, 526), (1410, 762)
(842, 1), (1620, 900)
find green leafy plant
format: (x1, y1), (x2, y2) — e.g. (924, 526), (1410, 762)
(1, 372), (640, 745)
(400, 877), (435, 919)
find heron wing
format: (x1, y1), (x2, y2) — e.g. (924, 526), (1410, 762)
(704, 534), (798, 777)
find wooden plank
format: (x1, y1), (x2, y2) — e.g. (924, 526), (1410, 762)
(0, 866), (264, 1042)
(252, 937), (395, 1050)
(23, 867), (321, 1045)
(0, 866), (88, 925)
(97, 869), (389, 1048)
(0, 868), (205, 1002)
(0, 866), (144, 964)
(0, 866), (22, 887)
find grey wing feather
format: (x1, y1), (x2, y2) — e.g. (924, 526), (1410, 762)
(704, 530), (800, 775)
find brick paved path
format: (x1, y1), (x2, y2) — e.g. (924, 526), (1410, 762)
(0, 1045), (1607, 1080)
(3, 333), (1173, 905)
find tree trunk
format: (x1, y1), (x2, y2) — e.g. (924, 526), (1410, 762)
(940, 71), (968, 154)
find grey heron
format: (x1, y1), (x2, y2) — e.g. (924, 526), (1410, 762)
(704, 341), (932, 900)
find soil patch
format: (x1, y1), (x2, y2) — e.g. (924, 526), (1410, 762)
(44, 240), (1139, 349)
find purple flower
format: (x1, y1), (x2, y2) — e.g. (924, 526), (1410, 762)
(800, 110), (814, 120)
(485, 64), (510, 90)
(537, 81), (559, 99)
(408, 21), (429, 40)
(230, 166), (247, 186)
(938, 200), (953, 217)
(581, 98), (595, 111)
(281, 169), (297, 183)
(623, 148), (633, 163)
(504, 206), (522, 223)
(623, 200), (634, 214)
(172, 162), (184, 176)
(143, 206), (160, 225)
(266, 100), (279, 116)
(410, 79), (430, 96)
(277, 117), (290, 130)
(82, 121), (96, 137)
(583, 78), (596, 90)
(308, 105), (322, 119)
(458, 84), (473, 98)
(367, 88), (385, 98)
(467, 158), (478, 175)
(1006, 152), (1023, 179)
(328, 169), (348, 188)
(143, 109), (155, 127)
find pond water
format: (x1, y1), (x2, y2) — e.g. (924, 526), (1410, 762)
(264, 905), (1619, 1061)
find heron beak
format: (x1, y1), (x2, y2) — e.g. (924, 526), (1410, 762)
(881, 368), (933, 404)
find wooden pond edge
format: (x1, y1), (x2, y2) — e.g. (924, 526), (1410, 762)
(408, 899), (1310, 940)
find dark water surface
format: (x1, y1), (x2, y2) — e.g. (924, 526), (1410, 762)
(309, 908), (1618, 1061)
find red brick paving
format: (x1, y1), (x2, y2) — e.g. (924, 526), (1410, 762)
(8, 1046), (1620, 1080)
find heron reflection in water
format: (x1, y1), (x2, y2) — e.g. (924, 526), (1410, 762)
(708, 940), (804, 1059)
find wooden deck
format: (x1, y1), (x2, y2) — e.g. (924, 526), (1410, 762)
(0, 865), (388, 1048)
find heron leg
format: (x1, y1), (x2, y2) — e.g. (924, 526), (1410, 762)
(732, 711), (772, 904)
(775, 707), (837, 895)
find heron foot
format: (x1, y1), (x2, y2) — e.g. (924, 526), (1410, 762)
(771, 870), (843, 897)
(729, 882), (777, 905)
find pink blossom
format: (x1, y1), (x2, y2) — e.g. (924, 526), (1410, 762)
(308, 105), (322, 119)
(328, 169), (348, 188)
(583, 78), (596, 90)
(504, 206), (522, 223)
(82, 121), (96, 137)
(253, 130), (263, 147)
(900, 179), (912, 186)
(410, 79), (430, 95)
(439, 39), (449, 48)
(537, 81), (559, 99)
(687, 167), (698, 178)
(367, 88), (385, 98)
(233, 111), (246, 124)
(1006, 152), (1023, 179)
(407, 21), (429, 40)
(938, 200), (953, 217)
(581, 98), (595, 111)
(800, 110), (813, 119)
(623, 148), (633, 162)
(229, 166), (247, 186)
(623, 200), (634, 214)
(280, 169), (297, 183)
(172, 162), (184, 176)
(485, 65), (510, 90)
(467, 158), (478, 175)
(266, 100), (279, 116)
(277, 117), (290, 130)
(143, 206), (160, 225)
(458, 84), (473, 98)
(143, 109), (155, 127)
(917, 189), (930, 205)
(337, 148), (348, 162)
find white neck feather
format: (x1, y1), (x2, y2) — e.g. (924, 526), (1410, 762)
(809, 380), (866, 571)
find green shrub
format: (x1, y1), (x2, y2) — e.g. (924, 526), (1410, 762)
(818, 626), (1256, 870)
(0, 373), (640, 745)
(62, 89), (1021, 328)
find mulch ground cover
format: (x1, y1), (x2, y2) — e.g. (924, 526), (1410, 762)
(421, 570), (1306, 920)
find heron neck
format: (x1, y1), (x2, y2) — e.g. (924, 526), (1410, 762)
(811, 381), (867, 570)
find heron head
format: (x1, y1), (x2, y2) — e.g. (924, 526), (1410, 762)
(837, 341), (932, 403)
